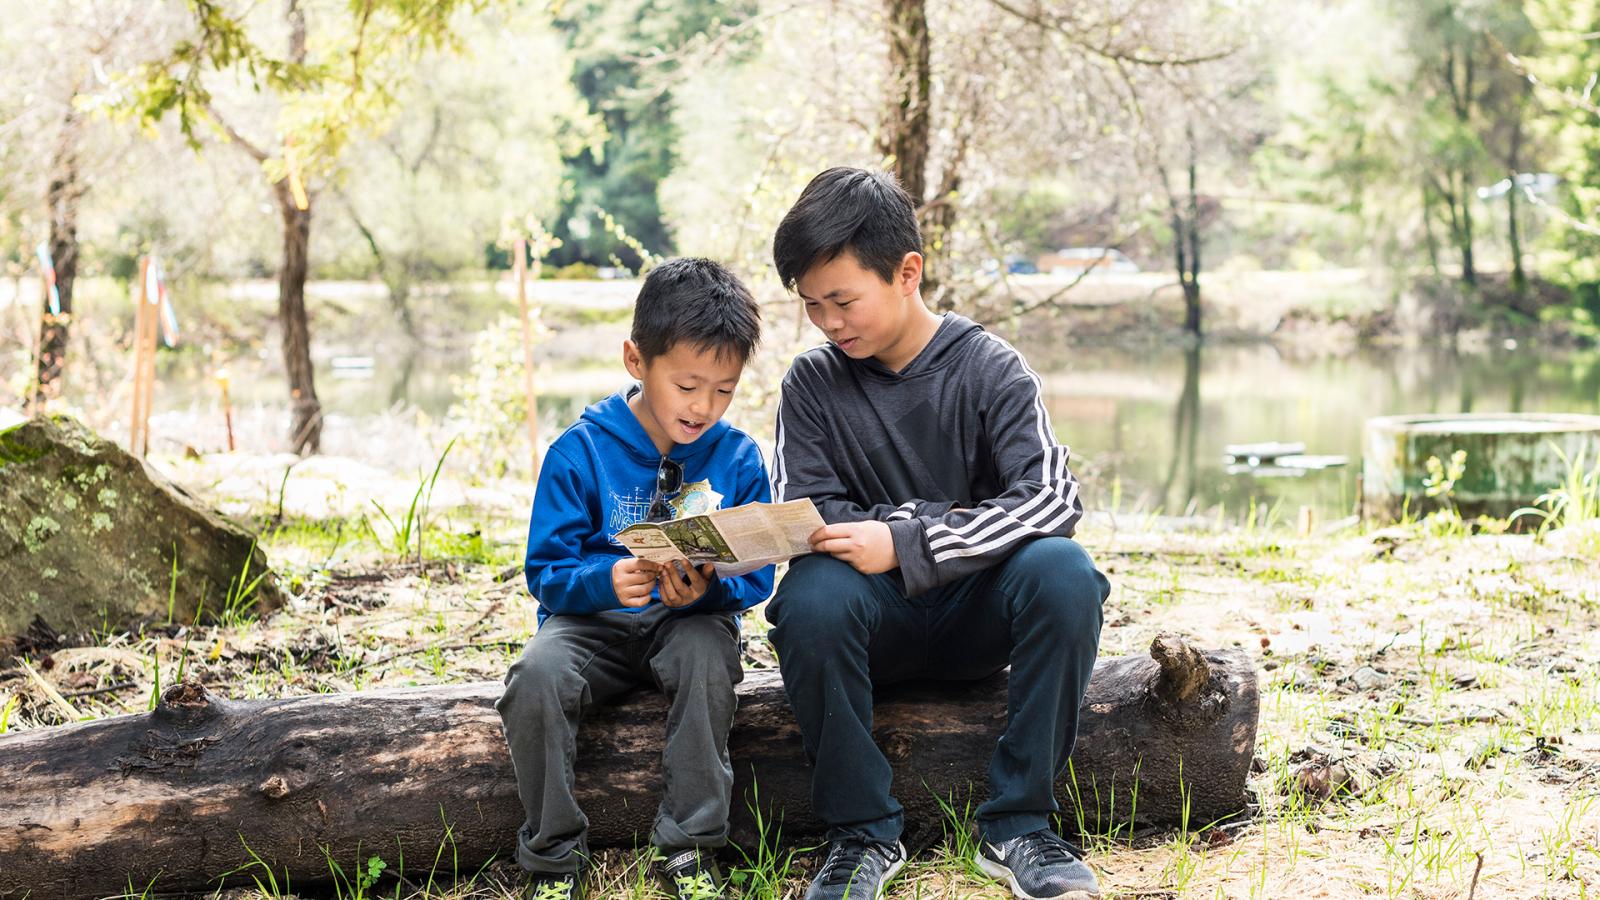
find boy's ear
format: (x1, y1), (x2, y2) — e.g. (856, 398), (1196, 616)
(897, 251), (924, 296)
(623, 339), (646, 380)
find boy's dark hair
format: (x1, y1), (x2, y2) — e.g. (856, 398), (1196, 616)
(631, 256), (762, 363)
(772, 167), (923, 290)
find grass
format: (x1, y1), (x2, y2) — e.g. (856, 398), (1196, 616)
(4, 471), (1599, 897)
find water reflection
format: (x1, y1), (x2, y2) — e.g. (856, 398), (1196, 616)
(1024, 340), (1600, 521)
(113, 329), (1600, 522)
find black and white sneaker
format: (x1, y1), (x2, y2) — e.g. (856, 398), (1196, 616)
(976, 829), (1100, 899)
(660, 848), (724, 899)
(803, 838), (907, 900)
(523, 871), (580, 900)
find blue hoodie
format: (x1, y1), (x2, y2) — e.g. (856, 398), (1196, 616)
(525, 387), (775, 623)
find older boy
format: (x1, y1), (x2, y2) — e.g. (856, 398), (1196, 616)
(768, 168), (1111, 900)
(497, 257), (773, 900)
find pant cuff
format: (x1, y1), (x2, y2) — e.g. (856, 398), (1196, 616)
(976, 813), (1052, 844)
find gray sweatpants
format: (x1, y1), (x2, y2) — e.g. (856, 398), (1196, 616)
(495, 605), (743, 874)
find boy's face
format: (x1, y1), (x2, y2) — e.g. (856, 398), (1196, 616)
(795, 249), (924, 366)
(624, 339), (744, 451)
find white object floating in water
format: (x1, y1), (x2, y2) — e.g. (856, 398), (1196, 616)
(1273, 454), (1349, 470)
(1224, 441), (1306, 465)
(1225, 463), (1308, 478)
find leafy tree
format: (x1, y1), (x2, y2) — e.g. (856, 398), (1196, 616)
(121, 0), (515, 454)
(547, 0), (757, 270)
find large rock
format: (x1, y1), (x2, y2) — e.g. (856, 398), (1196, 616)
(0, 415), (283, 637)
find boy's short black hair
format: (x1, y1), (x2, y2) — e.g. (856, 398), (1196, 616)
(631, 256), (762, 363)
(772, 167), (923, 290)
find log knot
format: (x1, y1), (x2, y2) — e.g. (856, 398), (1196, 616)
(259, 774), (291, 800)
(152, 680), (225, 728)
(1150, 634), (1211, 707)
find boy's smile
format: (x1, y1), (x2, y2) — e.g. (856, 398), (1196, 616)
(796, 249), (940, 373)
(624, 339), (744, 454)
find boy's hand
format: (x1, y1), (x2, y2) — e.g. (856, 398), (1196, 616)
(657, 559), (715, 608)
(612, 558), (661, 607)
(810, 521), (898, 574)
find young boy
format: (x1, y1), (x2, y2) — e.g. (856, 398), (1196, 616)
(496, 257), (773, 900)
(767, 168), (1112, 900)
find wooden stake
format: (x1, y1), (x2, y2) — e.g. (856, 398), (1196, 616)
(128, 257), (151, 455)
(138, 262), (160, 457)
(217, 371), (236, 452)
(513, 237), (541, 480)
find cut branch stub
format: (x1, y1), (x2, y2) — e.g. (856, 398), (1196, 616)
(1150, 633), (1212, 706)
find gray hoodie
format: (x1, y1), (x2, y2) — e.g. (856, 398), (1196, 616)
(772, 313), (1084, 597)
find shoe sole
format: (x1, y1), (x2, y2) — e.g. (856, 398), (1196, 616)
(974, 854), (1099, 900)
(869, 854), (907, 900)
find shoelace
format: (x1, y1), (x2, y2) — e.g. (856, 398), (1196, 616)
(532, 881), (573, 900)
(672, 870), (720, 899)
(819, 838), (892, 885)
(1014, 830), (1083, 869)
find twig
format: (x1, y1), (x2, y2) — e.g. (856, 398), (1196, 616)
(18, 659), (79, 720)
(61, 680), (137, 699)
(1394, 711), (1505, 727)
(1467, 851), (1483, 899)
(342, 600), (505, 676)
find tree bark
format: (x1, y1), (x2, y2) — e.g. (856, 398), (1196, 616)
(880, 0), (930, 206)
(1181, 128), (1202, 338)
(275, 180), (322, 455)
(279, 0), (321, 454)
(0, 638), (1258, 899)
(31, 102), (83, 410)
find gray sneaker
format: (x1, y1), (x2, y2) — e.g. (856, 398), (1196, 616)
(803, 838), (906, 900)
(976, 830), (1100, 899)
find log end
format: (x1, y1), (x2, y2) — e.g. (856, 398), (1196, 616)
(152, 679), (226, 727)
(1149, 633), (1211, 706)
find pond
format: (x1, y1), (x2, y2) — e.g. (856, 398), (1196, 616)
(37, 288), (1600, 525)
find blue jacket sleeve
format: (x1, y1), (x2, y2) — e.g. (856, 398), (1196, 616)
(695, 439), (776, 613)
(524, 446), (622, 616)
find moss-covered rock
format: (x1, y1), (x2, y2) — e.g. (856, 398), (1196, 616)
(0, 415), (284, 637)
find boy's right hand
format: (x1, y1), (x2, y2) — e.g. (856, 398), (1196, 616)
(612, 557), (661, 607)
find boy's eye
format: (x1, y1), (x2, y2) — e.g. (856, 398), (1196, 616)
(676, 384), (693, 392)
(837, 301), (855, 309)
(717, 389), (733, 396)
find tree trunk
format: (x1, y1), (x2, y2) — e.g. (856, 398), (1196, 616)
(31, 102), (83, 410)
(1507, 115), (1526, 300)
(0, 638), (1258, 899)
(278, 0), (321, 454)
(1181, 130), (1202, 338)
(880, 0), (930, 206)
(275, 181), (322, 455)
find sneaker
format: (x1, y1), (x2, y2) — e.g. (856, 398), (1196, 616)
(660, 848), (724, 899)
(803, 838), (906, 900)
(523, 872), (580, 900)
(976, 830), (1100, 899)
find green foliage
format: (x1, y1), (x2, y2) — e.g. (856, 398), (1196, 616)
(725, 776), (811, 899)
(546, 0), (758, 268)
(447, 313), (546, 481)
(368, 436), (458, 562)
(1513, 444), (1600, 533)
(1525, 1), (1600, 300)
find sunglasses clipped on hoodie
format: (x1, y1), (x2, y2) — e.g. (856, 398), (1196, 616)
(646, 457), (684, 523)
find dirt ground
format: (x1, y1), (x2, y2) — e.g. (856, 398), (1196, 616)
(4, 464), (1597, 898)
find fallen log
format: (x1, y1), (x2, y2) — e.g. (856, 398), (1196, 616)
(0, 635), (1257, 898)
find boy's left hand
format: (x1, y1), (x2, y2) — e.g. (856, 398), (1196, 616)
(658, 559), (716, 608)
(811, 521), (898, 574)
